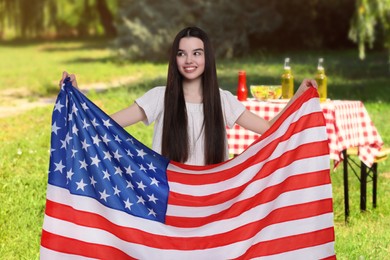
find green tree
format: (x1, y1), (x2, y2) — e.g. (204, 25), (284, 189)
(349, 0), (390, 59)
(115, 0), (281, 60)
(115, 0), (357, 60)
(0, 0), (117, 39)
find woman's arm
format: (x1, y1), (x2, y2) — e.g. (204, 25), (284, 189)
(236, 79), (317, 135)
(110, 104), (147, 128)
(60, 71), (146, 128)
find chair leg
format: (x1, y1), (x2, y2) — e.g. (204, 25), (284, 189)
(372, 163), (378, 208)
(342, 150), (349, 221)
(360, 162), (367, 211)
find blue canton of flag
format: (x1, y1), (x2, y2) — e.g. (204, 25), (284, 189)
(48, 78), (170, 223)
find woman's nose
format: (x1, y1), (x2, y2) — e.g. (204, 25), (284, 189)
(185, 54), (193, 63)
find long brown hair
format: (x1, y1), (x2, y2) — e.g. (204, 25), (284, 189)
(161, 27), (226, 165)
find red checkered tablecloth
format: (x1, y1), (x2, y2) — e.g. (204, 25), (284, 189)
(227, 98), (383, 168)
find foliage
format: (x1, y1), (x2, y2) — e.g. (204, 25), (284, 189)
(349, 0), (390, 59)
(260, 0), (355, 50)
(115, 0), (359, 60)
(0, 0), (117, 39)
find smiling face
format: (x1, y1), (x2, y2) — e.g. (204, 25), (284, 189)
(176, 37), (205, 82)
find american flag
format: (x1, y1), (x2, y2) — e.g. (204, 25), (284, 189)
(40, 78), (335, 259)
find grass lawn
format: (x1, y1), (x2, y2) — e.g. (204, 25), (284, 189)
(1, 39), (389, 259)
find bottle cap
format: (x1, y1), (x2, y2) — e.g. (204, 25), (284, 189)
(284, 58), (290, 69)
(318, 58), (324, 70)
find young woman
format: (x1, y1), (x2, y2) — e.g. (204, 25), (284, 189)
(60, 26), (316, 166)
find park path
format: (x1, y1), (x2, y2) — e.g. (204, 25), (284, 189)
(0, 76), (138, 118)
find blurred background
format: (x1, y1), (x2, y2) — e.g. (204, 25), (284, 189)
(1, 0), (390, 259)
(0, 0), (387, 59)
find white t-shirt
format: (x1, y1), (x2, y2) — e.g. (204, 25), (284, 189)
(135, 86), (245, 165)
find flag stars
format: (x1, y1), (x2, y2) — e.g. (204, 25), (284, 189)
(136, 195), (146, 205)
(126, 149), (134, 158)
(136, 181), (147, 191)
(60, 133), (72, 149)
(101, 134), (111, 145)
(123, 198), (133, 210)
(79, 159), (88, 170)
(81, 102), (89, 110)
(51, 121), (61, 135)
(150, 177), (160, 187)
(147, 162), (157, 173)
(103, 150), (112, 161)
(66, 169), (74, 180)
(91, 135), (101, 146)
(114, 135), (122, 143)
(60, 133), (73, 150)
(147, 194), (158, 204)
(91, 118), (99, 128)
(114, 166), (123, 176)
(99, 189), (110, 202)
(81, 139), (90, 151)
(125, 165), (135, 176)
(103, 119), (112, 128)
(60, 139), (67, 149)
(136, 149), (147, 159)
(82, 119), (90, 129)
(126, 180), (134, 190)
(113, 185), (121, 196)
(113, 150), (123, 161)
(102, 169), (111, 180)
(68, 113), (74, 122)
(90, 176), (97, 187)
(76, 179), (87, 191)
(71, 104), (78, 115)
(148, 208), (157, 217)
(139, 164), (147, 173)
(54, 101), (64, 112)
(90, 155), (101, 167)
(72, 124), (79, 135)
(54, 160), (65, 173)
(71, 149), (78, 158)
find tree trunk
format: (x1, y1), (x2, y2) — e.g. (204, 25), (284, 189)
(95, 0), (117, 37)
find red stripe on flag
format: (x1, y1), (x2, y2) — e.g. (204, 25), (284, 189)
(42, 198), (333, 251)
(166, 171), (331, 227)
(168, 111), (326, 185)
(41, 230), (136, 259)
(234, 227), (336, 259)
(168, 141), (329, 207)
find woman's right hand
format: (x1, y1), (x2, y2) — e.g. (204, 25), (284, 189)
(59, 71), (79, 89)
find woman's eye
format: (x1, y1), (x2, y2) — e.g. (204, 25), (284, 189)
(177, 51), (185, 57)
(194, 51), (202, 56)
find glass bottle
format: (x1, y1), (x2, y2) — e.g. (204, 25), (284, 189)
(236, 70), (248, 101)
(281, 58), (294, 99)
(315, 58), (327, 102)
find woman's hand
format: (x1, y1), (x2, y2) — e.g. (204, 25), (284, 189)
(295, 79), (317, 97)
(59, 71), (79, 89)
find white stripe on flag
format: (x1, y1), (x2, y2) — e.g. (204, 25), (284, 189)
(251, 242), (335, 260)
(40, 246), (96, 260)
(42, 212), (333, 260)
(45, 183), (332, 237)
(168, 155), (330, 217)
(168, 98), (322, 174)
